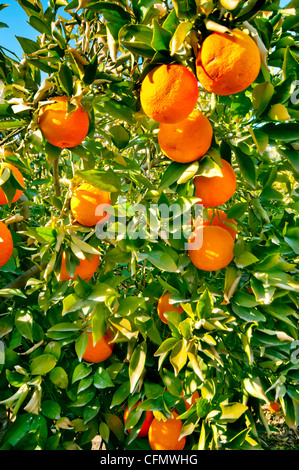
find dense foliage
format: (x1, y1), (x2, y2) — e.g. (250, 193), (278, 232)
(0, 0), (298, 450)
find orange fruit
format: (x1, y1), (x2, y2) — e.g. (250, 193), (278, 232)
(124, 401), (154, 438)
(140, 64), (199, 124)
(148, 411), (186, 450)
(0, 221), (13, 268)
(38, 96), (90, 148)
(59, 252), (100, 281)
(82, 329), (114, 363)
(188, 225), (234, 271)
(157, 291), (184, 324)
(269, 402), (281, 413)
(196, 29), (261, 95)
(158, 109), (213, 163)
(184, 390), (200, 411)
(194, 158), (236, 207)
(0, 162), (24, 205)
(70, 182), (112, 227)
(195, 209), (237, 240)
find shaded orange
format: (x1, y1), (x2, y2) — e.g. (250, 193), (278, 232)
(0, 162), (24, 205)
(188, 225), (234, 271)
(269, 402), (281, 413)
(82, 330), (114, 363)
(140, 64), (199, 124)
(158, 109), (213, 163)
(124, 401), (154, 438)
(38, 96), (90, 148)
(70, 182), (112, 227)
(184, 390), (200, 411)
(196, 29), (261, 95)
(0, 221), (13, 268)
(59, 252), (100, 281)
(148, 411), (186, 450)
(194, 158), (236, 207)
(157, 291), (184, 324)
(195, 208), (237, 240)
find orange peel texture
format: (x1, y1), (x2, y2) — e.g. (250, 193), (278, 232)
(194, 158), (236, 207)
(158, 109), (213, 163)
(196, 29), (261, 96)
(38, 96), (90, 148)
(140, 64), (199, 124)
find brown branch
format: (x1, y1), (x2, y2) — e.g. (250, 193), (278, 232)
(0, 262), (46, 299)
(53, 158), (61, 198)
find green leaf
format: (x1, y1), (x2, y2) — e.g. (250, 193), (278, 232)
(151, 19), (172, 52)
(170, 339), (187, 376)
(233, 146), (256, 189)
(91, 304), (108, 344)
(172, 0), (197, 19)
(94, 366), (114, 389)
(219, 402), (248, 423)
(146, 250), (178, 272)
(279, 147), (299, 174)
(15, 36), (40, 54)
(111, 381), (130, 407)
(129, 341), (147, 393)
(243, 377), (269, 404)
(235, 251), (259, 268)
(252, 81), (274, 117)
(117, 296), (145, 316)
(284, 227), (299, 254)
(158, 162), (189, 189)
(30, 354), (58, 375)
(109, 125), (130, 149)
(283, 45), (299, 80)
(41, 400), (61, 420)
(76, 168), (121, 192)
(83, 53), (98, 85)
(170, 21), (192, 56)
(49, 366), (69, 388)
(259, 122), (299, 142)
(75, 332), (88, 361)
(58, 63), (73, 96)
(87, 1), (131, 24)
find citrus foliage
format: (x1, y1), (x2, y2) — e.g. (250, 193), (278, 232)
(0, 0), (299, 451)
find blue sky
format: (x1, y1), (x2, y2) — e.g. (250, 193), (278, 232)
(0, 0), (50, 58)
(0, 0), (293, 59)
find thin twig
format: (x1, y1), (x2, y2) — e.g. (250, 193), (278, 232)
(52, 158), (61, 197)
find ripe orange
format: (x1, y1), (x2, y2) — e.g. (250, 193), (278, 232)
(70, 182), (112, 227)
(140, 64), (199, 124)
(188, 225), (234, 271)
(124, 401), (154, 438)
(157, 291), (184, 324)
(148, 411), (186, 450)
(194, 158), (236, 207)
(195, 208), (237, 240)
(82, 329), (114, 363)
(0, 221), (13, 268)
(158, 109), (213, 163)
(196, 29), (261, 95)
(59, 252), (100, 281)
(38, 96), (90, 148)
(0, 162), (24, 205)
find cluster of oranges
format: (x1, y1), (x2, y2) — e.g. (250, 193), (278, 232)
(0, 160), (25, 268)
(140, 28), (261, 278)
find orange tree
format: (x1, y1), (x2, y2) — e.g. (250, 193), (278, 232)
(0, 0), (298, 451)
